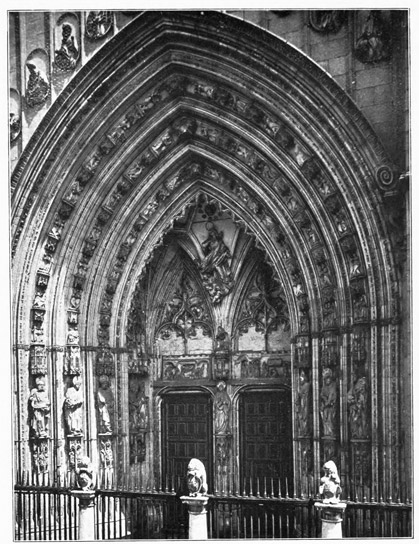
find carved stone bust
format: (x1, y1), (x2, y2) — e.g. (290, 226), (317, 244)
(319, 460), (342, 504)
(187, 458), (208, 496)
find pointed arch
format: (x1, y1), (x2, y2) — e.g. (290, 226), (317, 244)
(12, 11), (403, 500)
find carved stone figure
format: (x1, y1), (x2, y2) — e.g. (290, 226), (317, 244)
(355, 11), (390, 64)
(348, 376), (369, 439)
(128, 378), (148, 432)
(199, 225), (233, 303)
(320, 368), (338, 437)
(309, 10), (346, 33)
(26, 62), (49, 107)
(319, 460), (342, 504)
(214, 381), (231, 434)
(64, 375), (83, 435)
(215, 325), (230, 351)
(295, 369), (312, 436)
(354, 292), (369, 321)
(31, 441), (49, 473)
(9, 112), (21, 142)
(96, 375), (114, 434)
(100, 439), (114, 470)
(76, 456), (95, 491)
(85, 11), (113, 40)
(187, 458), (208, 496)
(55, 24), (79, 71)
(28, 376), (50, 438)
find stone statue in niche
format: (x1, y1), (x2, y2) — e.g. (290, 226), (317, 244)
(348, 375), (369, 439)
(214, 381), (231, 434)
(319, 460), (342, 504)
(320, 368), (338, 438)
(353, 292), (369, 321)
(295, 369), (312, 436)
(31, 441), (49, 473)
(26, 62), (49, 107)
(64, 375), (83, 435)
(55, 24), (79, 71)
(349, 251), (363, 278)
(309, 10), (346, 33)
(215, 325), (230, 351)
(355, 10), (390, 64)
(85, 11), (113, 40)
(96, 375), (114, 434)
(28, 376), (50, 438)
(199, 224), (233, 303)
(187, 458), (208, 496)
(215, 436), (228, 468)
(9, 112), (21, 142)
(128, 378), (148, 432)
(100, 439), (114, 470)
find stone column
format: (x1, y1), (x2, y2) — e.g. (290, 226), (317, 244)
(315, 502), (347, 539)
(71, 490), (96, 541)
(180, 496), (209, 540)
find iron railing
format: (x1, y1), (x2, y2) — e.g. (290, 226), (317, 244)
(14, 476), (412, 540)
(95, 489), (188, 540)
(14, 478), (79, 540)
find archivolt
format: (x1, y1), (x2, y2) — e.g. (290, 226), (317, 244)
(11, 11), (399, 353)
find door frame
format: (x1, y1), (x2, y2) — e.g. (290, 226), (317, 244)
(237, 385), (293, 495)
(160, 387), (213, 492)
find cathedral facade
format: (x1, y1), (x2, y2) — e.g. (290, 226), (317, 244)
(10, 9), (410, 536)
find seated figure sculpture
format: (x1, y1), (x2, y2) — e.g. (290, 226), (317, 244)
(187, 458), (208, 497)
(319, 460), (342, 504)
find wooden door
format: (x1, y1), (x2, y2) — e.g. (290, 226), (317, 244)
(240, 389), (293, 496)
(163, 393), (212, 492)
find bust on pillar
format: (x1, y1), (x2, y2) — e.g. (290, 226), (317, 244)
(71, 456), (96, 541)
(315, 461), (347, 539)
(181, 458), (209, 540)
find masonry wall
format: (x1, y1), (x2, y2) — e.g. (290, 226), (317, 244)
(9, 10), (409, 177)
(228, 10), (409, 172)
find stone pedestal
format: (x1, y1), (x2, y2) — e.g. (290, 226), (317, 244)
(71, 490), (96, 541)
(180, 495), (209, 540)
(315, 502), (347, 539)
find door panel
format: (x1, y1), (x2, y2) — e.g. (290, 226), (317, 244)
(240, 390), (293, 495)
(163, 393), (212, 491)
